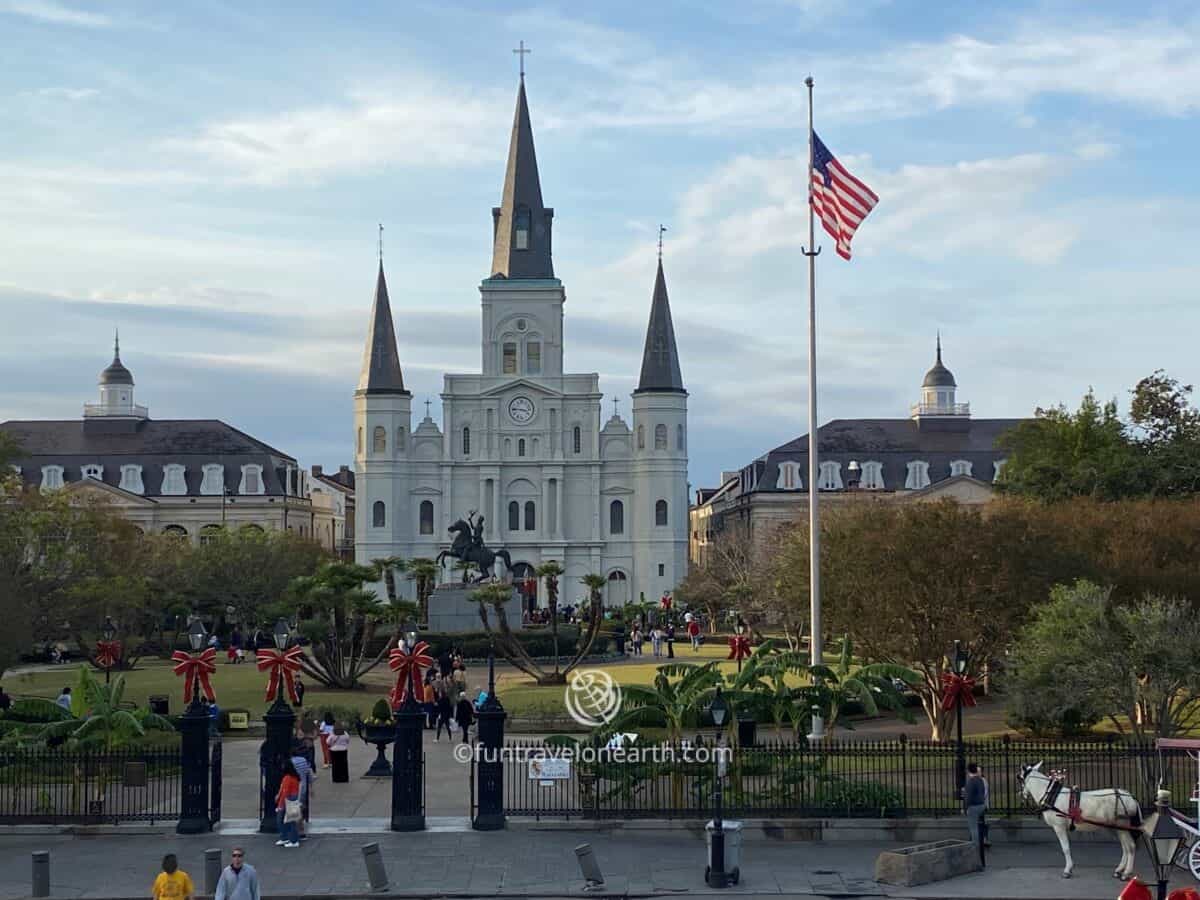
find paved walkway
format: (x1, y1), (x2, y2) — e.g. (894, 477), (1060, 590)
(0, 827), (1169, 899)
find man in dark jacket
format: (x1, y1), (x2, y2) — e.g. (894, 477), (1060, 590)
(963, 762), (988, 856)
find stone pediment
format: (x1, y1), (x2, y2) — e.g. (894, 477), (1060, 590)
(600, 486), (635, 496)
(409, 486), (442, 496)
(477, 378), (562, 399)
(64, 479), (157, 508)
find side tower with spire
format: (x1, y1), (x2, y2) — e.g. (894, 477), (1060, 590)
(912, 333), (970, 431)
(354, 259), (413, 571)
(631, 255), (689, 597)
(87, 331), (147, 419)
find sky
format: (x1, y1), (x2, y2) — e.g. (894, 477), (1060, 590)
(1, 0), (1198, 490)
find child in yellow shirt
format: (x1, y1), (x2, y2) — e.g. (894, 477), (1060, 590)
(152, 854), (194, 900)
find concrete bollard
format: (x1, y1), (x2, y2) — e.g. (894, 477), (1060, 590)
(575, 843), (605, 891)
(204, 848), (223, 895)
(32, 851), (50, 898)
(361, 842), (388, 891)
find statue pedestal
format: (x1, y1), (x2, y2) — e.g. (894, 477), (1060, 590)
(428, 583), (524, 634)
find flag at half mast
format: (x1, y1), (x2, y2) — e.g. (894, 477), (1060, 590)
(811, 132), (878, 260)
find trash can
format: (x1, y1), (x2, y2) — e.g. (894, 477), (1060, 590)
(705, 820), (743, 884)
(149, 695), (169, 716)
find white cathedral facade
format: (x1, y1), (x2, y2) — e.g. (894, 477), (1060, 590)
(353, 75), (688, 609)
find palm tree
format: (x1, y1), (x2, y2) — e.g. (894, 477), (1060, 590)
(405, 557), (439, 624)
(535, 560), (565, 677)
(371, 556), (407, 603)
(809, 635), (920, 734)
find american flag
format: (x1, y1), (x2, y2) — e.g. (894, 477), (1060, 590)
(811, 132), (878, 260)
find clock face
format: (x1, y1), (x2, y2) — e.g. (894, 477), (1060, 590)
(508, 396), (535, 424)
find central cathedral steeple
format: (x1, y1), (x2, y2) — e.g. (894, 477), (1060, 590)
(490, 75), (554, 279)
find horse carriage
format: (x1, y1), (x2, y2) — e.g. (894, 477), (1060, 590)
(1018, 740), (1200, 881)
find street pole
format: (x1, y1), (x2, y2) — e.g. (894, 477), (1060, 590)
(177, 677), (211, 834)
(956, 692), (966, 796)
(802, 74), (824, 741)
(473, 648), (507, 831)
(391, 633), (425, 832)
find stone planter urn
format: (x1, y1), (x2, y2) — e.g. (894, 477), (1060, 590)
(356, 720), (395, 777)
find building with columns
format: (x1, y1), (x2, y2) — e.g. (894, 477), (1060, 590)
(354, 74), (689, 608)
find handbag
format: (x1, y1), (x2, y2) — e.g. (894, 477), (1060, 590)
(284, 798), (302, 823)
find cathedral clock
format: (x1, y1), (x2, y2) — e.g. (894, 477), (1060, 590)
(508, 395), (535, 424)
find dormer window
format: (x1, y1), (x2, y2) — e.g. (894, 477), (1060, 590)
(515, 206), (531, 250)
(950, 459), (973, 478)
(993, 459), (1007, 483)
(860, 461), (885, 490)
(161, 464), (187, 495)
(776, 462), (802, 491)
(40, 465), (64, 491)
(239, 464), (264, 495)
(817, 461), (842, 491)
(81, 464), (104, 481)
(119, 465), (144, 495)
(905, 460), (931, 490)
(200, 464), (225, 495)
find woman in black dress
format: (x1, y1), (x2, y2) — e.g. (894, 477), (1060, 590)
(328, 723), (350, 783)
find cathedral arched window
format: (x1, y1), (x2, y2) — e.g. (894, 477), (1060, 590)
(526, 341), (541, 375)
(676, 424), (684, 451)
(372, 501), (386, 528)
(637, 425), (645, 450)
(655, 499), (668, 527)
(654, 424), (667, 450)
(518, 438), (526, 457)
(419, 500), (434, 535)
(610, 500), (624, 535)
(462, 426), (471, 456)
(573, 426), (581, 454)
(373, 426), (387, 455)
(515, 206), (531, 251)
(524, 500), (536, 531)
(502, 342), (517, 375)
(396, 426), (406, 452)
(508, 501), (520, 532)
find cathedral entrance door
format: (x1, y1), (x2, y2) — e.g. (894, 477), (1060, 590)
(510, 562), (537, 614)
(606, 570), (629, 608)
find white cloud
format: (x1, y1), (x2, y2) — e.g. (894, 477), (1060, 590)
(1075, 142), (1117, 161)
(0, 0), (109, 27)
(30, 87), (100, 101)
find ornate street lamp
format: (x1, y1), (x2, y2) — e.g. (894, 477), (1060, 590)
(101, 617), (117, 684)
(952, 640), (970, 794)
(176, 617), (212, 835)
(272, 618), (291, 652)
(706, 687), (730, 888)
(259, 617), (296, 834)
(1149, 790), (1183, 900)
(846, 459), (861, 490)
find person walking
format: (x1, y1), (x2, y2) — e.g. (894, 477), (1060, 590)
(213, 848), (259, 900)
(434, 678), (454, 742)
(454, 692), (474, 744)
(328, 723), (351, 783)
(963, 761), (988, 860)
(274, 759), (302, 848)
(294, 675), (306, 708)
(152, 854), (194, 900)
(423, 669), (438, 729)
(665, 622), (675, 658)
(318, 712), (334, 768)
(290, 740), (313, 840)
(686, 617), (701, 652)
(650, 626), (662, 658)
(56, 686), (72, 711)
(630, 625), (642, 656)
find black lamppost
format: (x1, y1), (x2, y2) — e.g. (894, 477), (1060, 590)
(259, 618), (296, 834)
(735, 620), (747, 674)
(473, 644), (507, 831)
(102, 617), (116, 685)
(391, 620), (425, 831)
(707, 687), (730, 889)
(846, 460), (861, 490)
(177, 619), (211, 834)
(952, 640), (970, 795)
(1149, 790), (1183, 900)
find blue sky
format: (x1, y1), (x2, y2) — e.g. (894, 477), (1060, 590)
(1, 0), (1198, 489)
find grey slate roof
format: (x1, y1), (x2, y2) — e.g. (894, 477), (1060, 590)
(99, 334), (133, 386)
(490, 78), (554, 280)
(0, 418), (297, 497)
(356, 262), (409, 396)
(634, 259), (686, 395)
(750, 417), (1024, 493)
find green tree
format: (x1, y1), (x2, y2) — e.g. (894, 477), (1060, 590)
(406, 557), (439, 623)
(40, 666), (173, 751)
(535, 560), (565, 678)
(371, 555), (407, 603)
(288, 561), (397, 689)
(1129, 370), (1200, 496)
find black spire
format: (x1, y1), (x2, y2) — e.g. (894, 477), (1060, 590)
(490, 78), (554, 279)
(634, 260), (686, 395)
(99, 328), (133, 386)
(922, 331), (956, 388)
(357, 261), (409, 395)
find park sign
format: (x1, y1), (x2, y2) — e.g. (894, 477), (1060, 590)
(529, 757), (570, 784)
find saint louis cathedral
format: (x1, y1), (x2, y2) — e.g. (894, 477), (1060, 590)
(353, 73), (689, 608)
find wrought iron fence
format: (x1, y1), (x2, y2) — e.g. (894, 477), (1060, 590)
(0, 748), (180, 824)
(501, 735), (1195, 820)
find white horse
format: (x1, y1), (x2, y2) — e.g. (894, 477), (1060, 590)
(1019, 761), (1143, 879)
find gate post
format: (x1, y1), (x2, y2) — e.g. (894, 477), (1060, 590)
(177, 692), (211, 834)
(259, 698), (295, 833)
(391, 660), (425, 831)
(473, 650), (507, 831)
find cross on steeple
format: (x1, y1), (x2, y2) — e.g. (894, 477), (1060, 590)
(658, 224), (667, 260)
(424, 398), (432, 418)
(513, 40), (531, 79)
(612, 396), (619, 418)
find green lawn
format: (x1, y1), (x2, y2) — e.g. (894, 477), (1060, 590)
(2, 640), (812, 722)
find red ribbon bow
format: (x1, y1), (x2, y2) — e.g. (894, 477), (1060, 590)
(388, 640), (434, 707)
(940, 672), (978, 711)
(95, 640), (122, 670)
(257, 646), (304, 704)
(171, 648), (217, 704)
(727, 634), (752, 661)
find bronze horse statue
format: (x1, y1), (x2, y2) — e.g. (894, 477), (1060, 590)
(436, 517), (512, 582)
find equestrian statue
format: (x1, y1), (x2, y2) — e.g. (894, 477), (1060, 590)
(436, 510), (512, 582)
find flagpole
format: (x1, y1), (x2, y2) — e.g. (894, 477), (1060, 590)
(803, 75), (824, 741)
